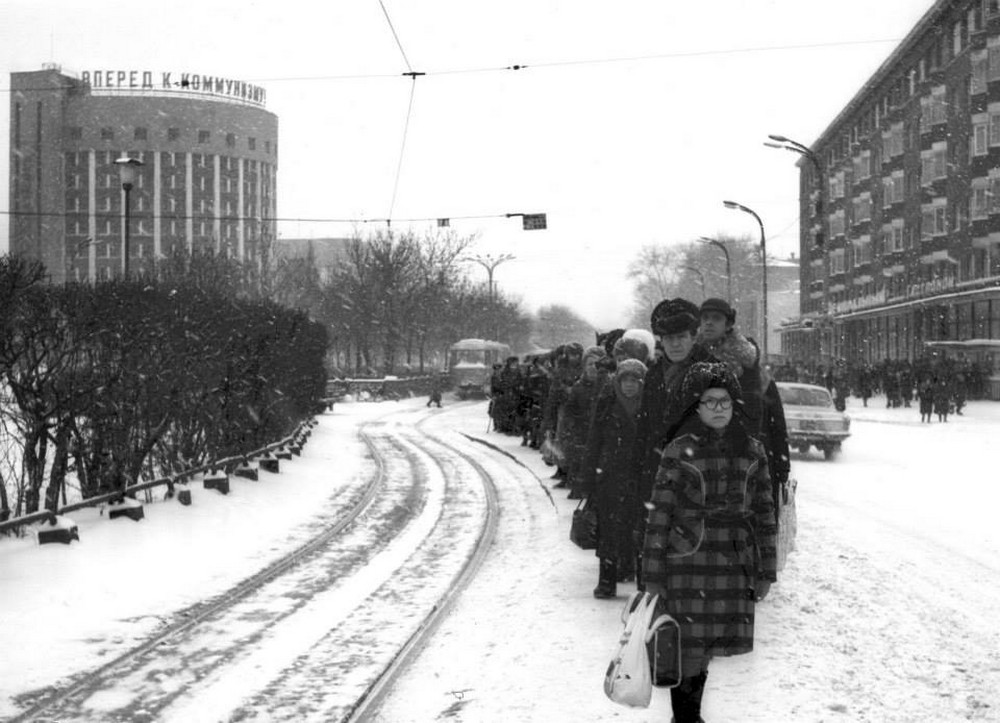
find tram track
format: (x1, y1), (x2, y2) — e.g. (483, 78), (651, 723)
(11, 403), (506, 723)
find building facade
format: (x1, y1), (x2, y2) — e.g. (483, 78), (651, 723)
(8, 64), (277, 282)
(780, 0), (1000, 380)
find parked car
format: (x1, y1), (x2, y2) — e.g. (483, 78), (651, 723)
(776, 382), (851, 459)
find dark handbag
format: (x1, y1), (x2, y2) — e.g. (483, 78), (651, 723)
(645, 596), (683, 688)
(570, 499), (598, 550)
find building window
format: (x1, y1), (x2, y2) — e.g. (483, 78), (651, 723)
(198, 130), (210, 143)
(954, 21), (964, 57)
(989, 36), (1000, 81)
(972, 51), (988, 95)
(265, 140), (271, 154)
(248, 137), (256, 151)
(830, 249), (846, 275)
(855, 235), (873, 265)
(888, 222), (904, 252)
(68, 126), (82, 140)
(921, 142), (948, 185)
(134, 127), (147, 141)
(921, 201), (948, 238)
(853, 193), (872, 223)
(100, 127), (114, 141)
(226, 133), (236, 148)
(168, 127), (181, 142)
(973, 115), (989, 155)
(972, 180), (989, 219)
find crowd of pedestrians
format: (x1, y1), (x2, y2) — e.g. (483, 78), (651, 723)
(485, 297), (789, 722)
(771, 354), (984, 421)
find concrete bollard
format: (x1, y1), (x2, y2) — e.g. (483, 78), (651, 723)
(233, 464), (259, 481)
(203, 474), (230, 494)
(260, 455), (280, 474)
(275, 448), (293, 460)
(177, 487), (192, 505)
(38, 515), (80, 545)
(109, 497), (145, 522)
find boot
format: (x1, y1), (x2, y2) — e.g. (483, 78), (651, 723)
(670, 671), (707, 723)
(593, 558), (617, 599)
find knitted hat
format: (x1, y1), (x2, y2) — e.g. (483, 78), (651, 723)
(679, 361), (742, 408)
(700, 297), (736, 324)
(650, 298), (700, 336)
(615, 358), (647, 382)
(622, 328), (656, 363)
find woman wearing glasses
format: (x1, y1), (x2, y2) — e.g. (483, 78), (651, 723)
(641, 361), (777, 723)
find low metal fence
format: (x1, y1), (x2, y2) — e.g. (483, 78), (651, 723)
(0, 418), (316, 537)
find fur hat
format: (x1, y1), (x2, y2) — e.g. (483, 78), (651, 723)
(679, 361), (742, 408)
(620, 328), (656, 363)
(615, 358), (647, 382)
(612, 336), (649, 363)
(564, 342), (584, 357)
(582, 345), (607, 365)
(650, 298), (700, 336)
(700, 297), (736, 324)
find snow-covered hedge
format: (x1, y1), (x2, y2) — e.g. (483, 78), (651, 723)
(0, 257), (327, 520)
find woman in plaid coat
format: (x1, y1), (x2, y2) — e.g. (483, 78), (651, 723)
(642, 362), (777, 723)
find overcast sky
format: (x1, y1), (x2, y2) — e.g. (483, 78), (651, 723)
(2, 0), (936, 328)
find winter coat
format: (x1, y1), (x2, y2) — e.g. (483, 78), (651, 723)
(582, 385), (640, 562)
(632, 344), (717, 505)
(917, 382), (934, 415)
(560, 374), (604, 479)
(933, 380), (952, 415)
(642, 417), (777, 675)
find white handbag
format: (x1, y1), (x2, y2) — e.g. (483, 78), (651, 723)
(604, 591), (680, 707)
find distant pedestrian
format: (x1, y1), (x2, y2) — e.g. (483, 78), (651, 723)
(918, 377), (934, 423)
(933, 377), (951, 423)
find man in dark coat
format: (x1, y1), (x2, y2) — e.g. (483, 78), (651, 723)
(632, 298), (716, 510)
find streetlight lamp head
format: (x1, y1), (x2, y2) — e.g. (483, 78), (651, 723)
(722, 200), (740, 210)
(763, 142), (784, 149)
(768, 133), (789, 143)
(114, 156), (144, 188)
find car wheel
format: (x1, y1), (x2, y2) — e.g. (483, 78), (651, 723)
(823, 446), (839, 460)
(797, 444), (810, 454)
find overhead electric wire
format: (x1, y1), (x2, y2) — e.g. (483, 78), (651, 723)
(0, 208), (518, 225)
(0, 36), (904, 93)
(377, 0), (414, 74)
(387, 75), (418, 224)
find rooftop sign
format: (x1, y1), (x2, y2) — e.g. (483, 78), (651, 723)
(79, 69), (266, 108)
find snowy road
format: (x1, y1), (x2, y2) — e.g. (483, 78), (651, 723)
(3, 397), (998, 722)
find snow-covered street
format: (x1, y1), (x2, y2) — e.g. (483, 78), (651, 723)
(1, 395), (998, 722)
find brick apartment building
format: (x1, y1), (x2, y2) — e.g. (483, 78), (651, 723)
(779, 0), (1000, 387)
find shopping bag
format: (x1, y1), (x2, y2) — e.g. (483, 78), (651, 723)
(604, 592), (663, 707)
(569, 498), (598, 550)
(776, 477), (798, 572)
(646, 598), (683, 688)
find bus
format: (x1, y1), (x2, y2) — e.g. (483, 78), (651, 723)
(448, 338), (512, 399)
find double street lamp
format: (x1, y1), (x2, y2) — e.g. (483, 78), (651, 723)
(114, 155), (144, 279)
(465, 252), (516, 340)
(723, 200), (768, 361)
(765, 133), (824, 247)
(698, 236), (731, 301)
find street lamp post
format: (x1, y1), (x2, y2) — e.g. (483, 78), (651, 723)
(466, 252), (515, 340)
(765, 134), (824, 246)
(698, 236), (731, 301)
(723, 200), (768, 361)
(114, 156), (144, 279)
(680, 265), (706, 299)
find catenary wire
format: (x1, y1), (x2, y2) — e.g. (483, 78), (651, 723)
(0, 37), (904, 93)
